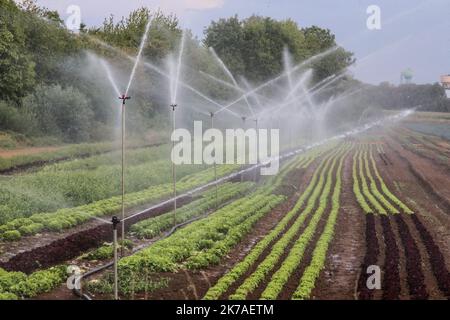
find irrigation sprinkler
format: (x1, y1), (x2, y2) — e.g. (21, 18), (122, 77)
(118, 94), (130, 250)
(111, 216), (120, 300)
(170, 103), (178, 226)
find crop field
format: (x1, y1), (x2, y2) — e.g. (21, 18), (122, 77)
(0, 115), (449, 301)
(1, 1), (450, 305)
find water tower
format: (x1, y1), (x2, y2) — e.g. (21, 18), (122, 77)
(441, 75), (450, 98)
(440, 75), (450, 89)
(400, 68), (413, 84)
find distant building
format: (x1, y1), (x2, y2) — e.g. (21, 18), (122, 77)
(400, 68), (413, 84)
(441, 75), (450, 98)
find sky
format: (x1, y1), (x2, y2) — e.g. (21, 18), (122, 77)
(33, 0), (450, 85)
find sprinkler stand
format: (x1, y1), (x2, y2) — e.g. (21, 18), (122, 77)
(170, 104), (178, 226)
(118, 94), (130, 253)
(111, 216), (120, 300)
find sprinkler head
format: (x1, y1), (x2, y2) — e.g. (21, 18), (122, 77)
(111, 216), (120, 228)
(209, 112), (214, 118)
(241, 116), (247, 123)
(119, 94), (131, 105)
(170, 103), (177, 111)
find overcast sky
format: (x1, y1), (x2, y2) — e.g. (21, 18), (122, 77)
(34, 0), (450, 85)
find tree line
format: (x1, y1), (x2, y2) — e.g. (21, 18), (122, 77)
(0, 0), (447, 144)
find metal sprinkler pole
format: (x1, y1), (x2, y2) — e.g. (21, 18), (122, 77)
(210, 112), (218, 209)
(119, 94), (130, 253)
(171, 104), (177, 226)
(112, 216), (120, 300)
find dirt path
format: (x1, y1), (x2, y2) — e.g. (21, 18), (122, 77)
(0, 146), (61, 159)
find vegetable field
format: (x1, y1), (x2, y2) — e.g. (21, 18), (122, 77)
(1, 118), (450, 300)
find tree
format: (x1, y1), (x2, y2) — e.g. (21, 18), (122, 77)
(204, 16), (353, 83)
(303, 26), (354, 81)
(89, 8), (181, 61)
(0, 0), (36, 101)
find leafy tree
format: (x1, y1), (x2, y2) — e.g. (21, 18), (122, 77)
(89, 8), (181, 61)
(303, 26), (354, 81)
(0, 0), (36, 101)
(204, 16), (353, 83)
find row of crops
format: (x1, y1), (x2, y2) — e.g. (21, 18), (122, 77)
(352, 144), (413, 215)
(86, 144), (329, 296)
(0, 164), (239, 241)
(0, 140), (144, 173)
(0, 138), (328, 299)
(204, 142), (351, 300)
(392, 127), (450, 169)
(353, 139), (450, 300)
(0, 266), (66, 300)
(0, 144), (211, 224)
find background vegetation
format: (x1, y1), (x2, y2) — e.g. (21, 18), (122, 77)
(0, 0), (448, 146)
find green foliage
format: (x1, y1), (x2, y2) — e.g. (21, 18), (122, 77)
(0, 164), (238, 240)
(82, 240), (133, 261)
(131, 182), (254, 239)
(368, 148), (413, 214)
(90, 8), (180, 61)
(204, 15), (353, 83)
(0, 292), (18, 300)
(109, 193), (283, 293)
(357, 149), (387, 214)
(0, 265), (66, 299)
(0, 140), (158, 172)
(352, 150), (372, 213)
(258, 147), (348, 300)
(0, 101), (36, 134)
(22, 84), (94, 142)
(364, 82), (450, 113)
(0, 145), (208, 224)
(352, 145), (412, 216)
(204, 145), (341, 300)
(0, 1), (36, 102)
(361, 146), (399, 214)
(292, 146), (347, 299)
(1, 230), (21, 241)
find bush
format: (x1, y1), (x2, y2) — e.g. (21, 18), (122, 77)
(1, 230), (21, 241)
(0, 101), (37, 135)
(23, 84), (94, 143)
